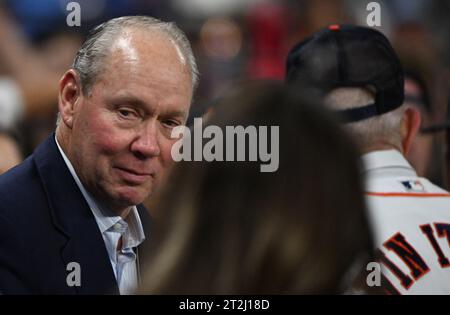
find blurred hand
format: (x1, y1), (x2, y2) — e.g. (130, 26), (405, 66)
(0, 6), (62, 118)
(0, 133), (22, 174)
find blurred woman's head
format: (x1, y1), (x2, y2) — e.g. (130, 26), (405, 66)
(140, 82), (373, 294)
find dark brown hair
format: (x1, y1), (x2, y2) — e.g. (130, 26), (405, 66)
(140, 81), (373, 294)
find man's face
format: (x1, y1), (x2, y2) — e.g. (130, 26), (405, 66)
(69, 30), (193, 212)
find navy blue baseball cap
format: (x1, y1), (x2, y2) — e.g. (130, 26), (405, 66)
(286, 24), (404, 123)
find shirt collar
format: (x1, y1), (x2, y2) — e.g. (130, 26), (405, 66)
(361, 149), (417, 177)
(54, 136), (145, 245)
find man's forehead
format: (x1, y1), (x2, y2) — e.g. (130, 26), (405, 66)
(110, 34), (139, 62)
(109, 27), (187, 67)
(100, 28), (192, 89)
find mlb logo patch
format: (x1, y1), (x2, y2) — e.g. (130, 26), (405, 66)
(401, 180), (425, 192)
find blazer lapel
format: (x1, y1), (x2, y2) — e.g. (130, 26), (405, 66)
(33, 134), (119, 294)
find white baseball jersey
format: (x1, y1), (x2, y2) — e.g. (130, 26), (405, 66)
(362, 150), (450, 295)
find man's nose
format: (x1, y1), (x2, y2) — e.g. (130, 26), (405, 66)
(130, 121), (161, 159)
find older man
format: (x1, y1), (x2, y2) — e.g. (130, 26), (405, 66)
(286, 25), (450, 294)
(0, 16), (198, 294)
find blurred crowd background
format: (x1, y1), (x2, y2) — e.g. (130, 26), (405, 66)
(0, 0), (449, 186)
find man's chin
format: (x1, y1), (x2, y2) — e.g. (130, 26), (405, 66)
(112, 186), (150, 207)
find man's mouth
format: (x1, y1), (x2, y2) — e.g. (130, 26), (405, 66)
(114, 166), (154, 185)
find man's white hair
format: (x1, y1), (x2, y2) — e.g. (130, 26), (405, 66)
(73, 15), (199, 95)
(325, 87), (405, 152)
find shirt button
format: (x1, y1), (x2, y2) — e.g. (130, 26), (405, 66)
(114, 223), (122, 230)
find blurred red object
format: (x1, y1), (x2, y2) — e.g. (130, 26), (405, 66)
(246, 2), (289, 80)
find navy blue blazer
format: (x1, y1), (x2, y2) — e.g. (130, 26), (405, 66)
(0, 134), (152, 294)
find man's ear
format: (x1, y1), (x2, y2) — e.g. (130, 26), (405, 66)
(401, 107), (422, 155)
(58, 69), (82, 129)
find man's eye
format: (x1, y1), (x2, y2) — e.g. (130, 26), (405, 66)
(118, 109), (138, 119)
(163, 120), (181, 128)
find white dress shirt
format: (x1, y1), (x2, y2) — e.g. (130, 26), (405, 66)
(55, 137), (145, 294)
